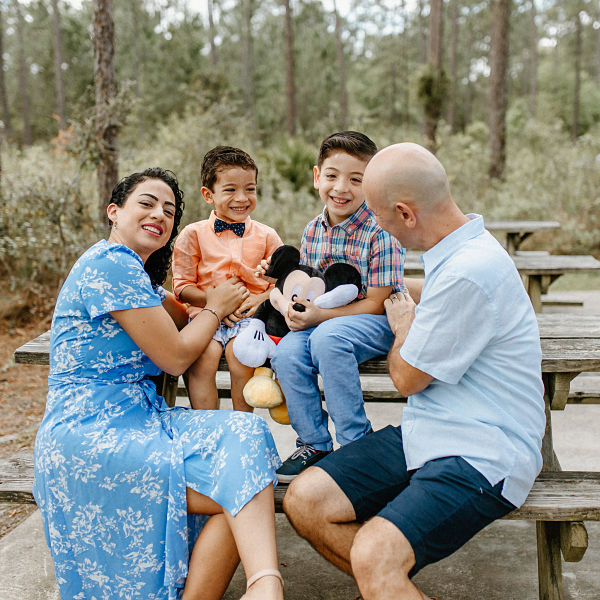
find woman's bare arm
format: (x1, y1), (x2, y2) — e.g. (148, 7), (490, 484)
(111, 279), (248, 376)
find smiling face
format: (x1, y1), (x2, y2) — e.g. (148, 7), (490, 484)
(202, 166), (257, 223)
(107, 178), (176, 262)
(314, 151), (369, 226)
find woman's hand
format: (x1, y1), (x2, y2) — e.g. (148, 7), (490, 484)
(222, 291), (266, 327)
(206, 277), (249, 320)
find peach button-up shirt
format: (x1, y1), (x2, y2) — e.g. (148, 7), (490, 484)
(172, 211), (283, 317)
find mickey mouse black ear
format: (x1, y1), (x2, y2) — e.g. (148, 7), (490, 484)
(323, 262), (362, 292)
(265, 245), (301, 279)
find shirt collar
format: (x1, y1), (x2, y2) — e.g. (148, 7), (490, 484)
(208, 210), (252, 235)
(421, 214), (484, 275)
(318, 201), (371, 234)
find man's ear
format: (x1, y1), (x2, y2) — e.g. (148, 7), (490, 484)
(201, 186), (214, 205)
(396, 202), (417, 228)
(313, 166), (320, 190)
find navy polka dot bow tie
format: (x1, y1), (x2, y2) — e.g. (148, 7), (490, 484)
(214, 218), (245, 237)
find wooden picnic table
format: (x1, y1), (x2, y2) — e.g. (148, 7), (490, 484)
(485, 220), (561, 254)
(11, 313), (600, 600)
(11, 313), (600, 421)
(404, 252), (600, 313)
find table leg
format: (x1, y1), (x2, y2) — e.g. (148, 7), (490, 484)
(536, 521), (564, 600)
(506, 233), (517, 255)
(538, 373), (589, 594)
(528, 276), (543, 313)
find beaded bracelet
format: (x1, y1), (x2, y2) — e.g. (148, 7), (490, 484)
(201, 307), (221, 325)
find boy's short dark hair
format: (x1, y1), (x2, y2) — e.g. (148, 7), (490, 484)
(317, 131), (378, 167)
(201, 146), (258, 190)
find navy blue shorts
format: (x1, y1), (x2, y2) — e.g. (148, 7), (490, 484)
(317, 425), (516, 575)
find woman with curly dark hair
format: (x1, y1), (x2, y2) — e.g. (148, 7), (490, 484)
(33, 168), (284, 600)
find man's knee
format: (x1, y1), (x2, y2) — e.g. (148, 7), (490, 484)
(283, 468), (324, 525)
(350, 517), (415, 579)
(284, 467), (353, 532)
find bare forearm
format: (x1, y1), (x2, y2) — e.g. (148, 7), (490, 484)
(179, 285), (207, 307)
(113, 305), (222, 376)
(384, 293), (432, 396)
(162, 292), (189, 330)
(404, 278), (424, 303)
(318, 297), (385, 320)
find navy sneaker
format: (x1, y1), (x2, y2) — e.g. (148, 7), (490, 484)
(276, 445), (331, 483)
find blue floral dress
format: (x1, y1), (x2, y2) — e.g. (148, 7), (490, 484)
(33, 240), (281, 600)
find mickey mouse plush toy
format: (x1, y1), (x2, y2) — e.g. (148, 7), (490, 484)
(233, 245), (362, 423)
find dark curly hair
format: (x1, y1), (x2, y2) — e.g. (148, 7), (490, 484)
(109, 167), (185, 287)
(317, 131), (377, 167)
(201, 146), (258, 191)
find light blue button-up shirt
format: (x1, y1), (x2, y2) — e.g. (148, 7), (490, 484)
(400, 214), (545, 507)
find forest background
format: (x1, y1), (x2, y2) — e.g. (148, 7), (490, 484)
(0, 0), (600, 324)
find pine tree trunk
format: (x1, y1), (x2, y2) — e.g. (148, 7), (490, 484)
(51, 0), (67, 130)
(93, 0), (119, 224)
(572, 10), (581, 141)
(597, 14), (600, 87)
(283, 0), (296, 137)
(14, 0), (32, 145)
(425, 0), (444, 152)
(529, 0), (537, 118)
(447, 0), (458, 132)
(417, 0), (427, 63)
(333, 0), (348, 129)
(0, 10), (13, 140)
(208, 0), (218, 69)
(465, 79), (472, 127)
(243, 0), (256, 132)
(489, 0), (511, 180)
(400, 0), (409, 127)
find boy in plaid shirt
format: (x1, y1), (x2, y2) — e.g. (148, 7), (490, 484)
(270, 131), (407, 481)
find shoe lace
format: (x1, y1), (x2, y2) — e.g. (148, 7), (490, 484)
(289, 444), (316, 460)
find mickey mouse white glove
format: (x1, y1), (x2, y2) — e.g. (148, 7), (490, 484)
(232, 318), (277, 368)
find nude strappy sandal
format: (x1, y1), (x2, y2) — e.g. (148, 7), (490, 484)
(246, 568), (284, 591)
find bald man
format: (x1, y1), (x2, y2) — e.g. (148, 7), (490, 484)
(283, 143), (545, 600)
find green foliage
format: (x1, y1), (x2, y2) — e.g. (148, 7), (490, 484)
(437, 120), (600, 255)
(118, 104), (321, 244)
(271, 137), (315, 192)
(0, 145), (96, 292)
(416, 63), (450, 122)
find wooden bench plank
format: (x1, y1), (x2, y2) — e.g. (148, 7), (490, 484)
(0, 453), (36, 505)
(177, 370), (600, 405)
(181, 372), (406, 403)
(4, 453), (600, 523)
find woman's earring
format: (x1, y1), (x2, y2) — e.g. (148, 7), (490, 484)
(112, 222), (117, 229)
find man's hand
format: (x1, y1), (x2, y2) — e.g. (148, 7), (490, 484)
(385, 291), (433, 396)
(384, 291), (416, 338)
(285, 299), (326, 331)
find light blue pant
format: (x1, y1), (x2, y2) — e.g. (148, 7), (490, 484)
(271, 314), (395, 451)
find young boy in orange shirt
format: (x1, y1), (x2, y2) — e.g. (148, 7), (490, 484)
(172, 146), (283, 411)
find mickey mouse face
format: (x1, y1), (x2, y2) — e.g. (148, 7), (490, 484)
(282, 270), (326, 305)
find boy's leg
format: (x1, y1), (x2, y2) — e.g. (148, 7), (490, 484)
(187, 339), (223, 409)
(308, 313), (395, 446)
(224, 339), (255, 412)
(271, 327), (332, 449)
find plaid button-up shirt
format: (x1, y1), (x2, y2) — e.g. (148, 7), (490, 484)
(300, 202), (406, 298)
